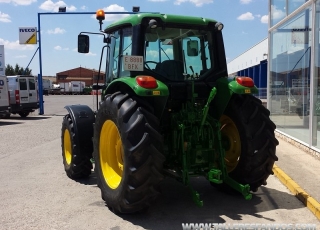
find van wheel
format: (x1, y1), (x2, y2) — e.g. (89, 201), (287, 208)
(3, 113), (10, 119)
(19, 112), (30, 117)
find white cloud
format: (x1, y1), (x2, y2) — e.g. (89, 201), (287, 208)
(255, 14), (261, 18)
(54, 45), (68, 50)
(240, 0), (252, 4)
(80, 5), (86, 10)
(261, 15), (268, 24)
(148, 0), (169, 1)
(91, 4), (128, 22)
(0, 38), (35, 50)
(0, 12), (11, 23)
(47, 27), (66, 34)
(15, 55), (27, 58)
(84, 52), (96, 56)
(174, 0), (213, 7)
(271, 5), (285, 20)
(39, 0), (76, 12)
(237, 12), (254, 20)
(0, 0), (36, 5)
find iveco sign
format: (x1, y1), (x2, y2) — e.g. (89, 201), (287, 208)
(19, 27), (37, 44)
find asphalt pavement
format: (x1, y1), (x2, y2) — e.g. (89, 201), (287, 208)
(0, 95), (319, 229)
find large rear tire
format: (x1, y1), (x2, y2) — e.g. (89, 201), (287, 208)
(93, 92), (165, 214)
(61, 114), (92, 179)
(220, 94), (278, 192)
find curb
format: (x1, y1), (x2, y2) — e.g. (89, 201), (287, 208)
(273, 164), (320, 220)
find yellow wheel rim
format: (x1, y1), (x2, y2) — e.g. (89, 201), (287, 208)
(220, 115), (241, 173)
(63, 129), (72, 165)
(100, 120), (123, 189)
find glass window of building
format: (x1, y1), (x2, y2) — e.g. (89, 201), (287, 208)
(269, 7), (312, 144)
(270, 0), (287, 27)
(288, 0), (308, 15)
(312, 1), (320, 148)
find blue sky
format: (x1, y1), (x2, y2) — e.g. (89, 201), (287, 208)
(0, 0), (269, 76)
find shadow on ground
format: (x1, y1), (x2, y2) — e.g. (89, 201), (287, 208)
(118, 177), (306, 230)
(7, 116), (52, 121)
(0, 120), (24, 126)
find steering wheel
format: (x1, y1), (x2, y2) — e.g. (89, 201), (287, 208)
(144, 61), (158, 70)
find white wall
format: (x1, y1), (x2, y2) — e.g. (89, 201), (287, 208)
(227, 38), (268, 75)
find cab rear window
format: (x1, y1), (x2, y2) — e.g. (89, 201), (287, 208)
(19, 79), (27, 90)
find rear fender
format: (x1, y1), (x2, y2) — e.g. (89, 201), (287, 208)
(64, 105), (95, 155)
(104, 77), (169, 120)
(104, 77), (169, 97)
(212, 77), (258, 119)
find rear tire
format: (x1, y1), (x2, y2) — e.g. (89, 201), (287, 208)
(18, 112), (29, 117)
(93, 92), (165, 214)
(61, 114), (92, 179)
(220, 94), (278, 192)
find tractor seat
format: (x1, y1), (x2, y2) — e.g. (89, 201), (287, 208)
(155, 60), (185, 81)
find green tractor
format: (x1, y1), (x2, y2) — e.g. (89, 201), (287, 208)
(61, 9), (278, 214)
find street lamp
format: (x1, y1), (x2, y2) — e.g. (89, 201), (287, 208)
(59, 7), (66, 12)
(132, 6), (140, 12)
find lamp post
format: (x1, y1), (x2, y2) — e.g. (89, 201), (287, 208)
(37, 8), (151, 114)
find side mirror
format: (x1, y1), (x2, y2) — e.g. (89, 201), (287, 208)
(78, 34), (89, 53)
(187, 40), (199, 56)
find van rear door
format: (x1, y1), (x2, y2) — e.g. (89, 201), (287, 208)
(28, 78), (37, 103)
(18, 78), (29, 103)
(18, 77), (38, 103)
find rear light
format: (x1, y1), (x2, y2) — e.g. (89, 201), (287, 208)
(136, 76), (158, 89)
(15, 90), (20, 104)
(236, 77), (254, 87)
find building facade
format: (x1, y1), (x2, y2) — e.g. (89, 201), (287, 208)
(227, 38), (268, 99)
(268, 0), (320, 151)
(56, 67), (104, 86)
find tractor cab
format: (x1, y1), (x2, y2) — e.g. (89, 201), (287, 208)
(78, 10), (227, 86)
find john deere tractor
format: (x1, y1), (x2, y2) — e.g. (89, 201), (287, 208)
(61, 9), (278, 214)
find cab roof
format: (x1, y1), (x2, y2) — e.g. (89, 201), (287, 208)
(104, 13), (218, 33)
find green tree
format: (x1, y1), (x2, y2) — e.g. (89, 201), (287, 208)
(5, 64), (32, 75)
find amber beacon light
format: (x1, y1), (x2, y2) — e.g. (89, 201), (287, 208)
(96, 9), (105, 30)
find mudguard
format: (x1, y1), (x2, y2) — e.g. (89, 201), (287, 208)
(212, 77), (258, 119)
(64, 105), (95, 155)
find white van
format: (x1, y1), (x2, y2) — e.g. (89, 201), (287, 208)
(7, 75), (39, 117)
(0, 75), (10, 118)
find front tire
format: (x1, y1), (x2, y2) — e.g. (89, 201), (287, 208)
(220, 94), (278, 192)
(61, 114), (92, 179)
(93, 92), (165, 214)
